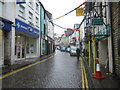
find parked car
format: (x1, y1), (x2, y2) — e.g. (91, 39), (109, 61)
(61, 47), (66, 52)
(69, 46), (77, 56)
(66, 47), (70, 52)
(57, 46), (60, 50)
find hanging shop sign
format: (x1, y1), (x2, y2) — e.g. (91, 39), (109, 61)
(95, 24), (110, 39)
(15, 19), (39, 37)
(0, 17), (13, 30)
(76, 7), (84, 16)
(91, 18), (103, 25)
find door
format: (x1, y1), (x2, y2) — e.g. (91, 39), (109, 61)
(15, 35), (25, 59)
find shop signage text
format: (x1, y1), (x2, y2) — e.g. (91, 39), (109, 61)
(15, 19), (39, 37)
(91, 18), (103, 25)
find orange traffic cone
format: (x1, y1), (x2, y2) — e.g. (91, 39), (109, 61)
(93, 59), (105, 79)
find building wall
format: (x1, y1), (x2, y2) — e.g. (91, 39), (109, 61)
(1, 1), (41, 65)
(1, 0), (54, 66)
(14, 1), (41, 61)
(3, 2), (15, 22)
(0, 30), (3, 66)
(111, 2), (120, 77)
(84, 1), (113, 73)
(0, 2), (15, 66)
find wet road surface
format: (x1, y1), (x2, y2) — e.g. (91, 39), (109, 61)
(1, 50), (93, 88)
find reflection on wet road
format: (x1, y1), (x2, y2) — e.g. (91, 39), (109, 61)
(2, 50), (91, 88)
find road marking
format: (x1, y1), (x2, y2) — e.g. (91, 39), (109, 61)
(80, 57), (85, 88)
(83, 61), (89, 88)
(82, 69), (85, 88)
(80, 57), (89, 88)
(0, 55), (54, 80)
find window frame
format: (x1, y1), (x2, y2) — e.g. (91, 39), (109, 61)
(18, 5), (25, 18)
(28, 11), (33, 23)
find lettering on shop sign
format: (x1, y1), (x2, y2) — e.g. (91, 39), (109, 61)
(21, 25), (27, 30)
(15, 19), (39, 37)
(28, 27), (33, 32)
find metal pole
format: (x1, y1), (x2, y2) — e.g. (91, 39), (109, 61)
(92, 2), (96, 75)
(93, 39), (96, 74)
(89, 41), (91, 67)
(98, 41), (100, 66)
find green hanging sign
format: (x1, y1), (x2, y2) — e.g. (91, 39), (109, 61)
(91, 18), (103, 25)
(95, 24), (110, 39)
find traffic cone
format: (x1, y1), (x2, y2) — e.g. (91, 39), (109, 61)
(92, 59), (105, 79)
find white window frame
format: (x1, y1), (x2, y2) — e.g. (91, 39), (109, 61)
(35, 17), (39, 26)
(19, 5), (25, 18)
(29, 2), (33, 7)
(28, 11), (33, 23)
(36, 3), (39, 12)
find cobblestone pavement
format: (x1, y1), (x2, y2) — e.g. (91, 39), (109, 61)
(1, 50), (94, 88)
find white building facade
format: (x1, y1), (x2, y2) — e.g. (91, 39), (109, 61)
(0, 0), (41, 66)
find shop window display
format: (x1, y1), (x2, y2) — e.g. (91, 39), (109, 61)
(26, 37), (37, 55)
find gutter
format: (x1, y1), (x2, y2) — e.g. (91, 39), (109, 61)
(109, 2), (115, 74)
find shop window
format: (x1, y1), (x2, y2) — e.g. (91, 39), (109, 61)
(26, 37), (37, 55)
(30, 38), (37, 54)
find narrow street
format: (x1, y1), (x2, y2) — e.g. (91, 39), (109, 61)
(1, 50), (94, 88)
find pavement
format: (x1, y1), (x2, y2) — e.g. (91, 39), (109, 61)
(1, 52), (120, 89)
(82, 56), (120, 89)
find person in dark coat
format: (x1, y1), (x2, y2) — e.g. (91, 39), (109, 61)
(76, 48), (80, 61)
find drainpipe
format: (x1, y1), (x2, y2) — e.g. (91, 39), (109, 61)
(109, 2), (115, 74)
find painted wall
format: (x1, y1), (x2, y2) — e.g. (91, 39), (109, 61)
(40, 6), (44, 35)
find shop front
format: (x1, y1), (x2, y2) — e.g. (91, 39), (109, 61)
(15, 19), (40, 60)
(41, 34), (47, 56)
(95, 24), (111, 66)
(0, 17), (13, 66)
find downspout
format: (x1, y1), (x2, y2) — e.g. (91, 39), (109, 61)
(109, 2), (115, 74)
(40, 4), (41, 57)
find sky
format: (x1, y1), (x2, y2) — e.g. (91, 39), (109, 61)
(40, 0), (85, 35)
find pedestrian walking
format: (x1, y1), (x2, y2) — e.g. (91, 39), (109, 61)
(76, 48), (80, 61)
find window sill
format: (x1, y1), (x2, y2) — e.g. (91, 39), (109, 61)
(28, 5), (34, 11)
(35, 11), (39, 15)
(18, 15), (26, 20)
(35, 25), (40, 28)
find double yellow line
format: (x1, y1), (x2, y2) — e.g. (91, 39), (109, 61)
(0, 55), (54, 80)
(80, 57), (89, 88)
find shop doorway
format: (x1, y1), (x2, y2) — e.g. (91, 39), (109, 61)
(15, 35), (25, 59)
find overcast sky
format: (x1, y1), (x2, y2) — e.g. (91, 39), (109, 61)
(40, 0), (85, 35)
